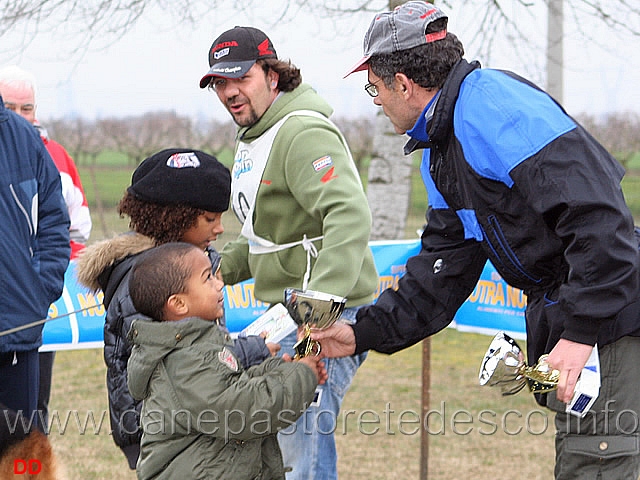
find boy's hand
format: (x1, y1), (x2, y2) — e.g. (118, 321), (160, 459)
(257, 331), (281, 356)
(266, 342), (281, 356)
(282, 353), (293, 362)
(298, 355), (328, 385)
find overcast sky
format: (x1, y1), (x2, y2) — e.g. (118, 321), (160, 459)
(2, 2), (639, 123)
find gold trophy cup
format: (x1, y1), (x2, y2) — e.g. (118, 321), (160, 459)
(283, 288), (346, 359)
(479, 331), (560, 395)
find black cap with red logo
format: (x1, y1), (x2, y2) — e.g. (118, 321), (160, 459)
(199, 26), (278, 88)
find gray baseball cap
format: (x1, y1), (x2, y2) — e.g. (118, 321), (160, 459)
(344, 1), (448, 77)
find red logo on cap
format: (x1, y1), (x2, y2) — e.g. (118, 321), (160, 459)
(421, 8), (437, 19)
(257, 39), (274, 57)
(213, 40), (238, 52)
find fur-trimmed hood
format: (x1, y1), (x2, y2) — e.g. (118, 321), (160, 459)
(75, 232), (155, 293)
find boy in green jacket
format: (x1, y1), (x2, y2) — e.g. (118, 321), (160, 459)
(127, 242), (327, 479)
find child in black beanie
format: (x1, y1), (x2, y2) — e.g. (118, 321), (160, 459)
(75, 148), (279, 470)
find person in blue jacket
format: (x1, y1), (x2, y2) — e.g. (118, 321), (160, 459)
(0, 96), (70, 430)
(314, 2), (640, 479)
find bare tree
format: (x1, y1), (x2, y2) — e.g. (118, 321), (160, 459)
(4, 1), (639, 87)
(333, 115), (375, 173)
(360, 0), (418, 240)
(46, 117), (106, 165)
(99, 111), (194, 166)
(98, 117), (134, 162)
(3, 1), (639, 69)
(48, 116), (115, 236)
(577, 111), (640, 170)
(195, 119), (237, 158)
(0, 1), (212, 56)
(3, 0), (640, 241)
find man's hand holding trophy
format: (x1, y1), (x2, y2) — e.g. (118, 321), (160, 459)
(478, 331), (560, 395)
(479, 331), (601, 418)
(283, 288), (346, 359)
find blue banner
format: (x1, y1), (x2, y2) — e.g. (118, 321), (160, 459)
(40, 240), (527, 351)
(41, 262), (105, 352)
(452, 263), (527, 340)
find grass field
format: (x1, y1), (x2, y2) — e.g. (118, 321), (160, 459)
(54, 152), (639, 478)
(46, 328), (554, 479)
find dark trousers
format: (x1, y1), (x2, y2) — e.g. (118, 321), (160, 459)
(0, 349), (40, 432)
(38, 351), (56, 428)
(549, 336), (640, 480)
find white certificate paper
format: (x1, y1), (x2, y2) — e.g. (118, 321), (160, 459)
(240, 303), (297, 344)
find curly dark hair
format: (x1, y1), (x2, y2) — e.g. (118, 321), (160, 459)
(258, 58), (302, 92)
(118, 192), (204, 245)
(369, 28), (464, 91)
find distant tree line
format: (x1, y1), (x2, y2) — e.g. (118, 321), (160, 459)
(41, 109), (640, 240)
(43, 111), (375, 171)
(577, 112), (640, 170)
(44, 111), (237, 167)
(43, 110), (640, 172)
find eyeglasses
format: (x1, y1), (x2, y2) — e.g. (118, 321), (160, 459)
(209, 78), (227, 92)
(364, 82), (379, 98)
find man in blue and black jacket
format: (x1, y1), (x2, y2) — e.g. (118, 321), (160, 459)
(0, 96), (70, 430)
(315, 2), (640, 478)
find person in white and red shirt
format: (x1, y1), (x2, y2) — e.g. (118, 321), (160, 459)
(0, 64), (92, 428)
(0, 65), (91, 260)
(33, 120), (92, 259)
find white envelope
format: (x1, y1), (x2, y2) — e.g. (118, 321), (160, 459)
(239, 303), (297, 344)
(566, 344), (600, 418)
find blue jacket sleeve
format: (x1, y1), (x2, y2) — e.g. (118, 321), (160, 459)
(353, 207), (487, 354)
(36, 142), (71, 304)
(229, 335), (271, 368)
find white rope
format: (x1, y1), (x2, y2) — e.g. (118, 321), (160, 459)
(301, 234), (319, 291)
(0, 306), (101, 338)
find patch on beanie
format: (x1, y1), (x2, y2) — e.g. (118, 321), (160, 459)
(167, 152), (201, 168)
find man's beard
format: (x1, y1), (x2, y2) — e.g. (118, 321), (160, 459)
(227, 100), (259, 128)
(234, 109), (259, 127)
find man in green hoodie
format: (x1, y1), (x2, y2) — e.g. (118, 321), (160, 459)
(199, 26), (379, 480)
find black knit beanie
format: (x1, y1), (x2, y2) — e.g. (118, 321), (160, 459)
(128, 148), (231, 212)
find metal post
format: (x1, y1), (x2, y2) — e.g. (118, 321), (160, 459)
(420, 337), (431, 479)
